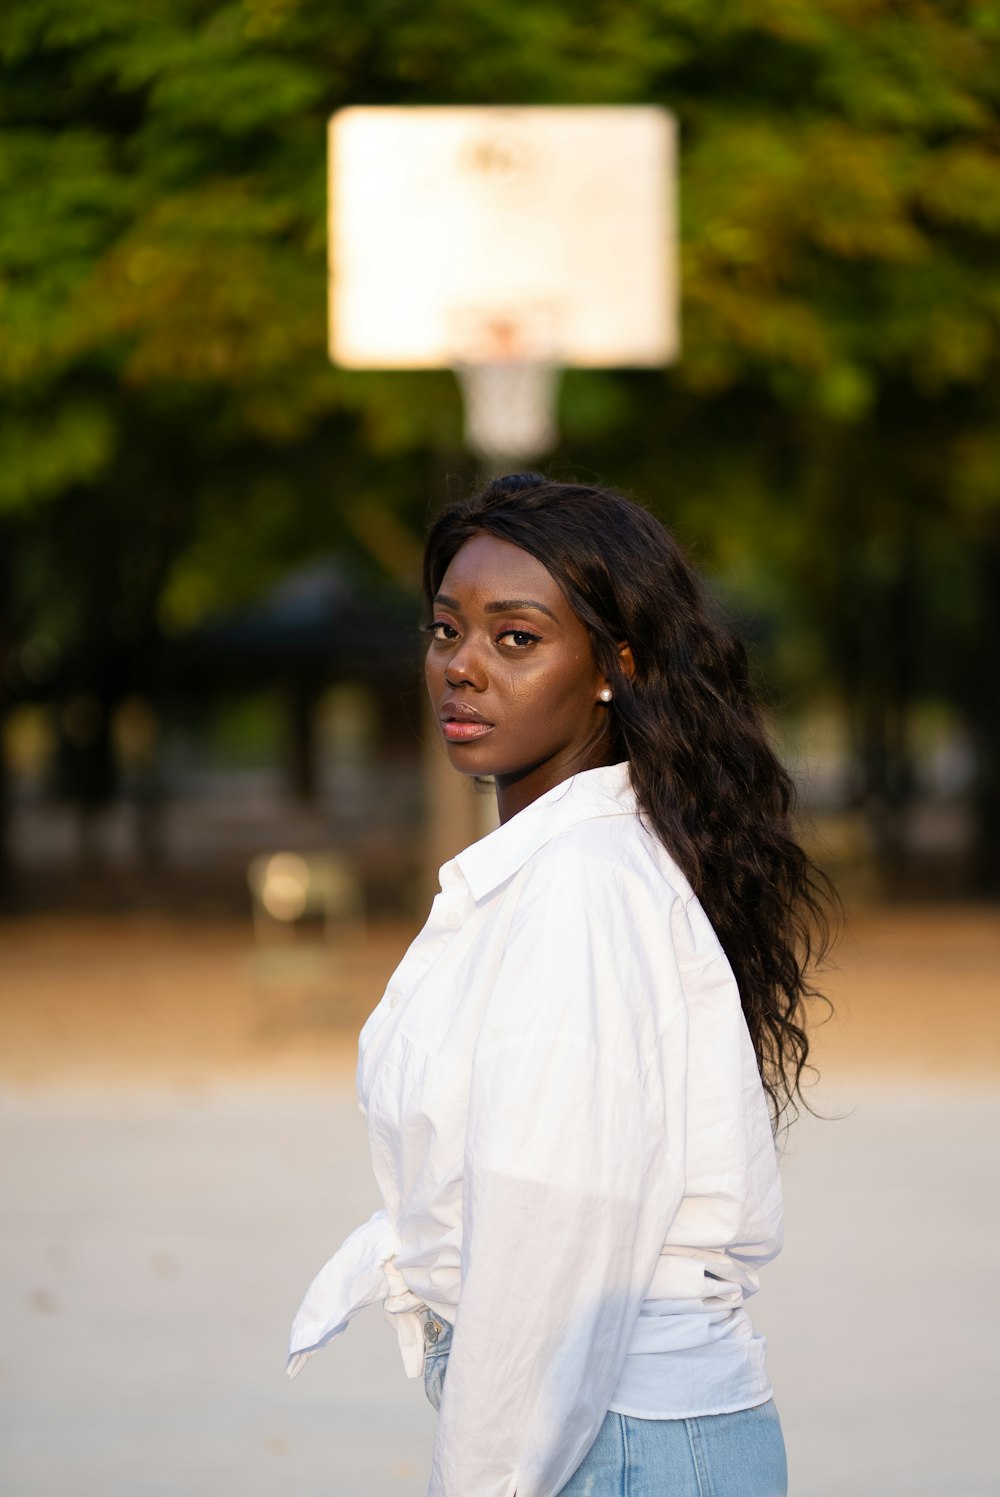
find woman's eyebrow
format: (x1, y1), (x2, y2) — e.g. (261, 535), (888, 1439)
(484, 598), (558, 620)
(433, 594), (558, 621)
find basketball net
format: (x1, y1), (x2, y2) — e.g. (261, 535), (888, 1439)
(456, 362), (560, 469)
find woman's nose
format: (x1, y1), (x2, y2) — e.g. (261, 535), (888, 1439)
(444, 637), (487, 690)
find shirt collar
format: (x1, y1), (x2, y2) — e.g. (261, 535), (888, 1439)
(447, 760), (637, 903)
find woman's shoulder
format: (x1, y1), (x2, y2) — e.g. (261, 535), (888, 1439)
(514, 809), (728, 979)
(529, 805), (694, 904)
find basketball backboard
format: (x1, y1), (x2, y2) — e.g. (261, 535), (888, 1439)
(328, 106), (677, 371)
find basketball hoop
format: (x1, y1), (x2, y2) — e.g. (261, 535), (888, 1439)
(327, 111), (678, 448)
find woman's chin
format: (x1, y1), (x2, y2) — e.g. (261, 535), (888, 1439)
(444, 744), (501, 775)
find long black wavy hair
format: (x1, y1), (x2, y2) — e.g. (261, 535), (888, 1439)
(422, 472), (836, 1125)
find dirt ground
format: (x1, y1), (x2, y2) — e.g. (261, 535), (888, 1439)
(0, 904), (997, 1088)
(2, 907), (998, 1497)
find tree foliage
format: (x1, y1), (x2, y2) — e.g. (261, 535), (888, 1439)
(1, 0), (999, 879)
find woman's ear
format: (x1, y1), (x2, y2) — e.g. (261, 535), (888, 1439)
(618, 642), (636, 681)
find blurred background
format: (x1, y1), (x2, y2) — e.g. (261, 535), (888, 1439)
(1, 3), (998, 1495)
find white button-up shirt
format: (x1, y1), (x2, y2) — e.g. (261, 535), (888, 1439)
(288, 761), (783, 1497)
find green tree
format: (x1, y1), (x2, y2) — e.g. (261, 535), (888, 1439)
(2, 0), (999, 888)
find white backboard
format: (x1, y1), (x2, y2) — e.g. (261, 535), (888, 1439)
(329, 106), (677, 370)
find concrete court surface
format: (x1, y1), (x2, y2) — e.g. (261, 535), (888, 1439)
(2, 1078), (999, 1497)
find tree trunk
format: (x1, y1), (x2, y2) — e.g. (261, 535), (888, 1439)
(287, 680), (318, 802)
(969, 535), (1000, 893)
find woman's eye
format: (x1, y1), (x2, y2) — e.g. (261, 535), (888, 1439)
(497, 630), (539, 649)
(426, 621), (458, 642)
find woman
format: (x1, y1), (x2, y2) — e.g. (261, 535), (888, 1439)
(288, 474), (833, 1497)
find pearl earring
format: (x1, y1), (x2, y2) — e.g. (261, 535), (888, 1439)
(599, 688), (613, 702)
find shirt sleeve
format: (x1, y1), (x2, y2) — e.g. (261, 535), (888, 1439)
(428, 840), (690, 1497)
(286, 1207), (399, 1378)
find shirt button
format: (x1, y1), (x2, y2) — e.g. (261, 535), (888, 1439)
(445, 911), (460, 929)
(389, 995), (400, 1010)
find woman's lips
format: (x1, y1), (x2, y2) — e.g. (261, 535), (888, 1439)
(441, 720), (495, 742)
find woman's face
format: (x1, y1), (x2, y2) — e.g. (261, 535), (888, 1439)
(424, 533), (618, 821)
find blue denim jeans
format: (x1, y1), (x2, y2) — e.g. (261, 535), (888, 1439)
(420, 1313), (787, 1497)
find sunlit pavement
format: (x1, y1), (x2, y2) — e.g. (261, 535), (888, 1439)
(2, 1079), (998, 1497)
